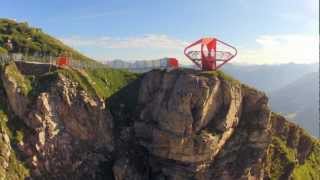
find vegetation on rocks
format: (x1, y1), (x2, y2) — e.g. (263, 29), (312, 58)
(292, 140), (320, 180)
(4, 63), (32, 96)
(201, 70), (240, 85)
(0, 46), (7, 54)
(269, 136), (320, 180)
(268, 112), (320, 180)
(0, 76), (30, 179)
(268, 136), (297, 179)
(55, 67), (140, 99)
(2, 61), (139, 101)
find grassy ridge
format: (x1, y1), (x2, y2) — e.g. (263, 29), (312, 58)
(2, 61), (139, 100)
(55, 67), (140, 99)
(0, 18), (93, 62)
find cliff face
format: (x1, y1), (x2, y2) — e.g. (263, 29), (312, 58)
(0, 63), (319, 180)
(131, 70), (270, 179)
(0, 63), (114, 179)
(113, 70), (319, 180)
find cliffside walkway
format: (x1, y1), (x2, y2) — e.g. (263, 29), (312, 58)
(0, 54), (179, 73)
(0, 53), (110, 70)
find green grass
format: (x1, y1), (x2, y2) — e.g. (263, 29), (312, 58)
(0, 46), (7, 54)
(56, 67), (140, 99)
(4, 63), (32, 96)
(269, 136), (297, 180)
(5, 150), (30, 179)
(85, 68), (140, 99)
(269, 129), (320, 180)
(3, 60), (140, 101)
(0, 60), (141, 179)
(200, 70), (240, 85)
(105, 72), (142, 130)
(56, 68), (97, 96)
(0, 75), (30, 178)
(23, 65), (139, 100)
(15, 130), (24, 143)
(292, 140), (320, 180)
(0, 18), (94, 62)
(268, 112), (320, 179)
(273, 136), (297, 162)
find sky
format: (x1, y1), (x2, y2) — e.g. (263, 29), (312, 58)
(0, 0), (319, 64)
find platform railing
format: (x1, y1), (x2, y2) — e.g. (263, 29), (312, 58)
(0, 53), (175, 73)
(0, 53), (111, 70)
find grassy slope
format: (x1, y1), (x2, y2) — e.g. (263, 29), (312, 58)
(0, 18), (93, 62)
(2, 61), (139, 101)
(51, 67), (140, 100)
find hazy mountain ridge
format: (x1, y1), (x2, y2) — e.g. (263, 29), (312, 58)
(269, 71), (319, 137)
(221, 63), (317, 92)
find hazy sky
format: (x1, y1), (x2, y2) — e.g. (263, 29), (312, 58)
(1, 0), (319, 64)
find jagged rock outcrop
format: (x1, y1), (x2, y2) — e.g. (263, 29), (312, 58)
(114, 69), (319, 180)
(132, 70), (271, 179)
(1, 63), (113, 178)
(135, 70), (242, 164)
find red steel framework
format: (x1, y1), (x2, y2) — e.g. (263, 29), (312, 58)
(184, 37), (237, 71)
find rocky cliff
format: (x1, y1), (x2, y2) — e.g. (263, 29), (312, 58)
(0, 62), (319, 180)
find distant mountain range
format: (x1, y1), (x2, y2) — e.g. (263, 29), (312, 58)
(269, 72), (319, 137)
(221, 63), (319, 137)
(221, 63), (317, 92)
(104, 58), (170, 72)
(221, 64), (319, 137)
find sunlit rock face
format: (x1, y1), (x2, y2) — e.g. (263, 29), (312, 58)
(132, 70), (271, 179)
(1, 63), (113, 178)
(1, 64), (318, 180)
